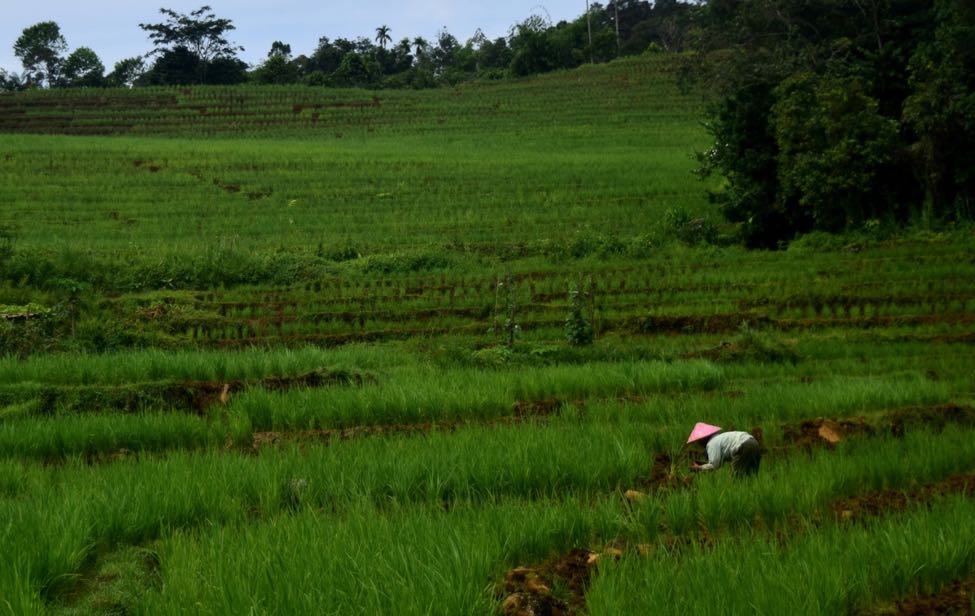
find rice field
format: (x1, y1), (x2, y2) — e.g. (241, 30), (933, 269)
(1, 53), (975, 615)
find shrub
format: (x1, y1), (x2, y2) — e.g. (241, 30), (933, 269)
(565, 283), (594, 347)
(663, 207), (717, 245)
(359, 250), (452, 274)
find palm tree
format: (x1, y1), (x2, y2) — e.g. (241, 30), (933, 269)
(412, 36), (428, 59)
(375, 25), (392, 50)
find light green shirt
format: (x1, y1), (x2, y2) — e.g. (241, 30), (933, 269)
(700, 431), (755, 470)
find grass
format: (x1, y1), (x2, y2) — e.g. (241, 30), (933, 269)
(228, 359), (723, 432)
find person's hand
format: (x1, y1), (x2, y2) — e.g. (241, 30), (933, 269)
(690, 463), (702, 472)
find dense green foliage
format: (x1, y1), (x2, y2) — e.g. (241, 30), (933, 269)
(12, 21), (67, 88)
(692, 0), (975, 246)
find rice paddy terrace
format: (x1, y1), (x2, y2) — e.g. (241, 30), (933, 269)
(1, 54), (975, 614)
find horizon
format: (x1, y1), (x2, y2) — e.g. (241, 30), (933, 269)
(0, 1), (589, 76)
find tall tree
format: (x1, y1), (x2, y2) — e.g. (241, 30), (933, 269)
(412, 37), (429, 60)
(62, 47), (105, 87)
(14, 21), (67, 87)
(375, 25), (392, 50)
(903, 0), (975, 219)
(690, 0), (946, 246)
(268, 41), (291, 59)
(432, 28), (460, 73)
(139, 5), (243, 84)
(106, 57), (146, 88)
(254, 41), (299, 84)
(0, 69), (25, 92)
(509, 16), (559, 76)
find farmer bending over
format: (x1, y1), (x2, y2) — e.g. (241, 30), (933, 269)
(687, 422), (761, 476)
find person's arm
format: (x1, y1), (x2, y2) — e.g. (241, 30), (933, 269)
(691, 437), (725, 471)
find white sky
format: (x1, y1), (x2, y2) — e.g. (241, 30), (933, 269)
(1, 1), (588, 74)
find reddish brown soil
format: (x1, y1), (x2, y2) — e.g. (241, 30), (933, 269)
(34, 368), (372, 416)
(512, 398), (565, 417)
(896, 332), (975, 345)
(252, 422), (459, 449)
(499, 547), (607, 616)
(778, 313), (975, 330)
(629, 314), (774, 335)
(888, 404), (975, 436)
(832, 473), (975, 522)
(251, 398), (563, 450)
(0, 311), (40, 321)
(877, 579), (975, 615)
(168, 368), (373, 412)
(781, 417), (876, 452)
(638, 452), (696, 492)
(778, 404), (975, 453)
(680, 341), (746, 362)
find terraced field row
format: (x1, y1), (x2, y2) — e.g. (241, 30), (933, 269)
(0, 55), (688, 138)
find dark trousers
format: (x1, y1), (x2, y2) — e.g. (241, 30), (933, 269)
(731, 437), (762, 476)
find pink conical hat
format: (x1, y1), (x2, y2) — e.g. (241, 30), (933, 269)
(687, 422), (722, 444)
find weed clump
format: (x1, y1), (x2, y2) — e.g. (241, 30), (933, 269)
(684, 322), (799, 364)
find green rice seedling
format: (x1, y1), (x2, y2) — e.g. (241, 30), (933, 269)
(0, 345), (397, 385)
(575, 372), (950, 444)
(663, 491), (699, 536)
(139, 496), (619, 616)
(0, 458), (45, 499)
(0, 569), (44, 616)
(699, 374), (948, 435)
(0, 413), (222, 460)
(586, 497), (975, 615)
(0, 500), (92, 606)
(228, 360), (723, 432)
(0, 418), (658, 589)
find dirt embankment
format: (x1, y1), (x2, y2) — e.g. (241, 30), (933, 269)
(832, 473), (975, 522)
(251, 398), (566, 451)
(865, 579), (975, 616)
(32, 367), (372, 416)
(779, 404), (975, 453)
(498, 547), (621, 616)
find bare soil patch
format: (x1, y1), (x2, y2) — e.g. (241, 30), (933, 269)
(251, 398), (563, 451)
(832, 473), (975, 523)
(875, 579), (975, 615)
(498, 547), (611, 616)
(778, 404), (975, 453)
(33, 368), (372, 416)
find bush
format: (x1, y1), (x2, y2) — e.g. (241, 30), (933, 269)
(663, 207), (717, 245)
(565, 284), (594, 347)
(359, 250), (453, 274)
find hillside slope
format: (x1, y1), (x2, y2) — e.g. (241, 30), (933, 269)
(0, 54), (696, 138)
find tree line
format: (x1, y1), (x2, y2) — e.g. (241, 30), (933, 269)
(0, 2), (698, 90)
(688, 0), (974, 246)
